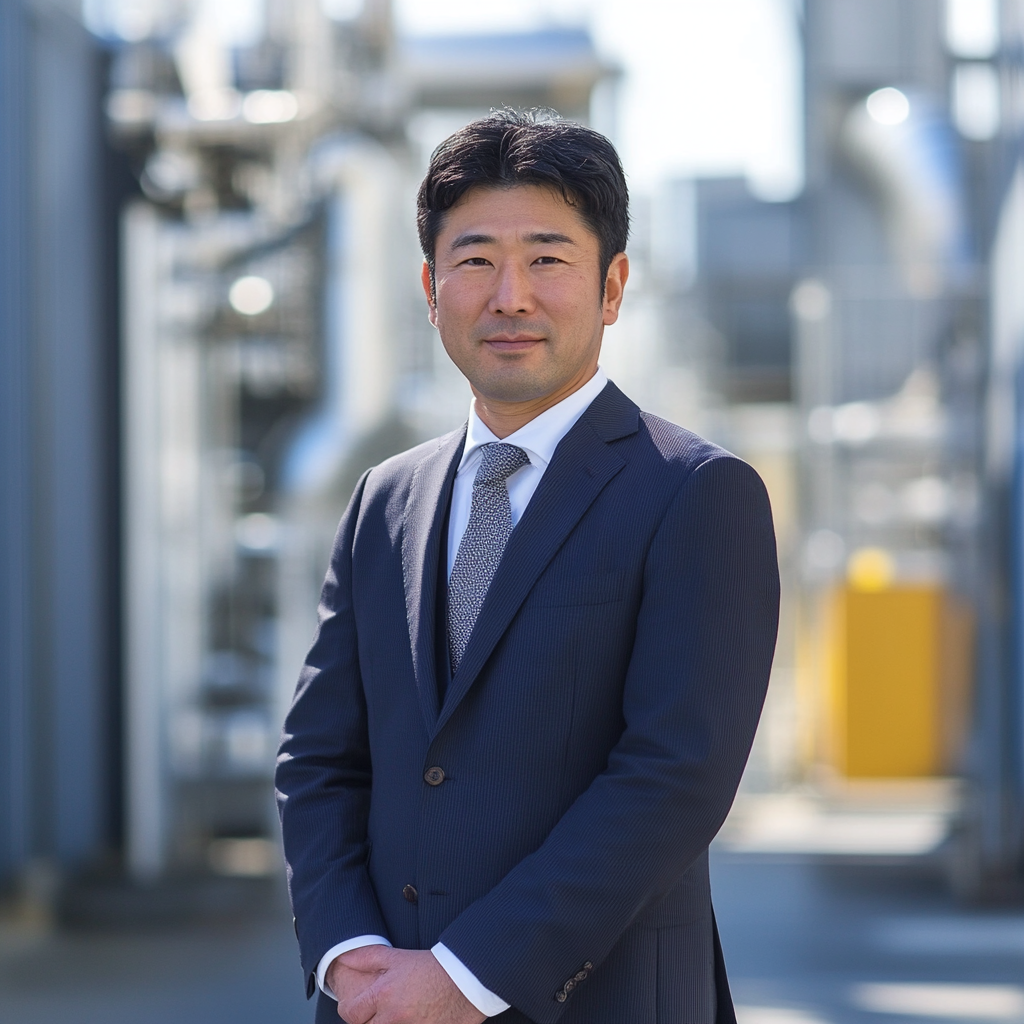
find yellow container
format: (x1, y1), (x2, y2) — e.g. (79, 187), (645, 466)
(823, 583), (973, 778)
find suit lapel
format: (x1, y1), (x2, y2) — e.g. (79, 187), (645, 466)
(435, 383), (639, 734)
(401, 426), (466, 734)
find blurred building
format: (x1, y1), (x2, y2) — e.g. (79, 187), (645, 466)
(6, 0), (1024, 912)
(96, 0), (615, 890)
(685, 0), (1020, 895)
(694, 178), (804, 405)
(0, 0), (124, 905)
(792, 0), (972, 784)
(0, 0), (617, 908)
(970, 0), (1024, 896)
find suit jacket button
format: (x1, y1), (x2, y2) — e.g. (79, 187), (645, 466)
(403, 884), (418, 903)
(424, 766), (445, 786)
(555, 991), (567, 1003)
(565, 980), (575, 992)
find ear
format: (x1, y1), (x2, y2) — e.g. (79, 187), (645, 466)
(420, 260), (438, 328)
(602, 253), (629, 326)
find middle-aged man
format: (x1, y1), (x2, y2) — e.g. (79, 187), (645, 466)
(276, 110), (780, 1024)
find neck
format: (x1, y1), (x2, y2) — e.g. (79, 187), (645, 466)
(472, 365), (599, 439)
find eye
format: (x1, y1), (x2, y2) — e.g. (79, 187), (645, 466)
(534, 256), (564, 265)
(459, 257), (491, 267)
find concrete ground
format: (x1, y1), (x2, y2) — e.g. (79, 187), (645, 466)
(714, 851), (1024, 1024)
(0, 887), (311, 1024)
(1, 852), (1022, 1023)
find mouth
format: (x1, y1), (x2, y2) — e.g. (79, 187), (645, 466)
(482, 336), (545, 352)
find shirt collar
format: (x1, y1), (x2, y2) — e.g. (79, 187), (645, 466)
(458, 368), (609, 475)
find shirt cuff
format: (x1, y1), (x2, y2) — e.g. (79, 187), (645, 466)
(431, 942), (511, 1017)
(316, 935), (392, 999)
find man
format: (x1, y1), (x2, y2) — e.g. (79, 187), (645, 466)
(276, 110), (779, 1024)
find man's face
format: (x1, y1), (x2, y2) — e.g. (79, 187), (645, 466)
(422, 184), (628, 406)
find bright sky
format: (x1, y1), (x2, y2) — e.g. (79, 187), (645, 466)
(394, 0), (804, 198)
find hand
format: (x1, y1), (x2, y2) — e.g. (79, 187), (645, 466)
(332, 946), (487, 1024)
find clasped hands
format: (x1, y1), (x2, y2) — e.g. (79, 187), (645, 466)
(327, 946), (487, 1024)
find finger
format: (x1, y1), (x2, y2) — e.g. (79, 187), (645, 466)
(338, 1008), (376, 1024)
(337, 998), (375, 1024)
(328, 962), (375, 1004)
(339, 983), (379, 1024)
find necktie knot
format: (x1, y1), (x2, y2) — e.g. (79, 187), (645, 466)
(474, 443), (530, 488)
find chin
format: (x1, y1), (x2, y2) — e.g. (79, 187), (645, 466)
(475, 366), (559, 404)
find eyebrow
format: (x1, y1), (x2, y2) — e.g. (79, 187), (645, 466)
(450, 233), (496, 250)
(449, 231), (579, 250)
(523, 232), (577, 246)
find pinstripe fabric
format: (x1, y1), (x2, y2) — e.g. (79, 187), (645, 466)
(279, 381), (779, 1024)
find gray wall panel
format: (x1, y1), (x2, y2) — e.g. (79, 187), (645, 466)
(0, 0), (35, 883)
(0, 0), (113, 886)
(31, 5), (109, 863)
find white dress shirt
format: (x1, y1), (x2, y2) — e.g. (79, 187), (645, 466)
(316, 367), (609, 1017)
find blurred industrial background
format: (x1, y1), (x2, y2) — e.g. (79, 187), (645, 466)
(3, 0), (1024, 1021)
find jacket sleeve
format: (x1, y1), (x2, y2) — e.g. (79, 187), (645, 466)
(437, 455), (780, 1022)
(275, 469), (390, 996)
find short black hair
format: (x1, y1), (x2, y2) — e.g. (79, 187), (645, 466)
(417, 109), (629, 298)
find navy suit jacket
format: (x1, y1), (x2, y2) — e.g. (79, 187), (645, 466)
(276, 381), (780, 1024)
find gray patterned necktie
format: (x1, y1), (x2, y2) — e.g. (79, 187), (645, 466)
(447, 442), (530, 674)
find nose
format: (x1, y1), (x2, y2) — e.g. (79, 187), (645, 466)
(489, 261), (535, 316)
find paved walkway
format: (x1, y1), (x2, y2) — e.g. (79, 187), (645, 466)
(714, 850), (1024, 1024)
(1, 853), (1022, 1023)
(0, 894), (310, 1024)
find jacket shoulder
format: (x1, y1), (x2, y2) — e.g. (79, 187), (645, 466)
(635, 411), (738, 477)
(632, 413), (773, 533)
